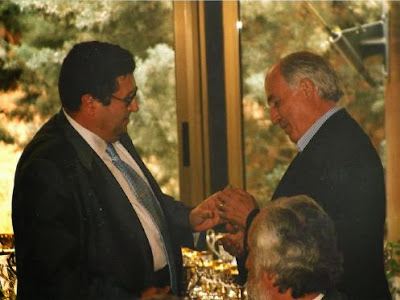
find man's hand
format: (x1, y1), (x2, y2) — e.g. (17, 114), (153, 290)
(216, 186), (259, 227)
(141, 286), (170, 298)
(189, 192), (222, 232)
(220, 229), (245, 257)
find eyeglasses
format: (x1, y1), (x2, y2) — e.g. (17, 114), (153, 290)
(111, 86), (138, 106)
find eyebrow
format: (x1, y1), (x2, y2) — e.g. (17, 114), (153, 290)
(126, 86), (138, 97)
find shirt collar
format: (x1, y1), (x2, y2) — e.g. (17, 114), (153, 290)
(63, 109), (108, 158)
(313, 293), (325, 300)
(297, 106), (341, 152)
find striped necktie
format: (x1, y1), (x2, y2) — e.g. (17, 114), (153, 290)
(106, 143), (178, 293)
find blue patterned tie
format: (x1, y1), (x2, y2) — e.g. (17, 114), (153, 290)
(106, 143), (178, 293)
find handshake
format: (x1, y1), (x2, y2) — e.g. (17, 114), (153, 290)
(189, 186), (259, 257)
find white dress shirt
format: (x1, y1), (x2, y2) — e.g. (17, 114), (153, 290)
(297, 106), (341, 152)
(64, 110), (167, 271)
(313, 293), (324, 300)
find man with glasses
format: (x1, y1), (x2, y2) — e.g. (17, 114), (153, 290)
(12, 41), (221, 299)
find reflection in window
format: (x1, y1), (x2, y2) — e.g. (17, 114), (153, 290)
(240, 0), (385, 206)
(0, 1), (178, 233)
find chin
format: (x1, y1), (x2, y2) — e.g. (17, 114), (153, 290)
(112, 131), (125, 142)
(288, 133), (299, 143)
(118, 125), (128, 135)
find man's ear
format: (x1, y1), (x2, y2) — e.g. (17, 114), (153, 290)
(265, 271), (275, 281)
(260, 270), (275, 285)
(299, 78), (317, 100)
(81, 94), (96, 115)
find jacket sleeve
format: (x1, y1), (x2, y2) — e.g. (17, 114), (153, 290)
(160, 193), (194, 249)
(12, 157), (86, 299)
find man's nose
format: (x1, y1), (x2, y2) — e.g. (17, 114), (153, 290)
(270, 106), (280, 124)
(128, 98), (139, 112)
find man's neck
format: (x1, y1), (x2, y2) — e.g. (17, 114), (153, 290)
(274, 288), (322, 300)
(297, 103), (339, 152)
(65, 109), (93, 132)
(302, 293), (322, 300)
(287, 292), (322, 300)
(307, 100), (336, 128)
(261, 273), (324, 300)
(64, 108), (116, 143)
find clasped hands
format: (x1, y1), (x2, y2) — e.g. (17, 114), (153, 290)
(189, 186), (258, 257)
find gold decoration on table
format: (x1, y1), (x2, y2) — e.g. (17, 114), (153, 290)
(181, 230), (247, 299)
(0, 234), (17, 300)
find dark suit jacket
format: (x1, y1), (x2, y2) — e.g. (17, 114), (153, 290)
(12, 110), (193, 299)
(272, 109), (390, 299)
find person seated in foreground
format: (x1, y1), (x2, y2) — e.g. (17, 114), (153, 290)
(246, 195), (346, 300)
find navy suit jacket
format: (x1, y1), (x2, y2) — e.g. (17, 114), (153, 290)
(12, 110), (193, 299)
(272, 109), (390, 299)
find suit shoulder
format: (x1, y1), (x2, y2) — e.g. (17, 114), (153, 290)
(314, 110), (379, 156)
(17, 115), (75, 171)
(323, 289), (351, 300)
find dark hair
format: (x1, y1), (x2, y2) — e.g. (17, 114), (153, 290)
(280, 51), (344, 102)
(250, 195), (342, 298)
(58, 41), (135, 111)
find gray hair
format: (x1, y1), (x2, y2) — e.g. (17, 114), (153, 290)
(280, 51), (344, 102)
(249, 195), (342, 298)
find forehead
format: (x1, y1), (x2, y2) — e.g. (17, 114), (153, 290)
(117, 73), (134, 83)
(116, 73), (135, 90)
(265, 65), (289, 104)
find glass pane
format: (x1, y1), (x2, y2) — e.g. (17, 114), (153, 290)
(240, 0), (385, 206)
(0, 1), (178, 233)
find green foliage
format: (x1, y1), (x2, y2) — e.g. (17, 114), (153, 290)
(0, 1), (22, 33)
(0, 1), (23, 91)
(0, 125), (14, 144)
(385, 240), (400, 296)
(98, 2), (173, 59)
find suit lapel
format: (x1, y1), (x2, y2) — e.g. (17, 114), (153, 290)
(272, 109), (347, 201)
(56, 111), (97, 172)
(272, 152), (304, 199)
